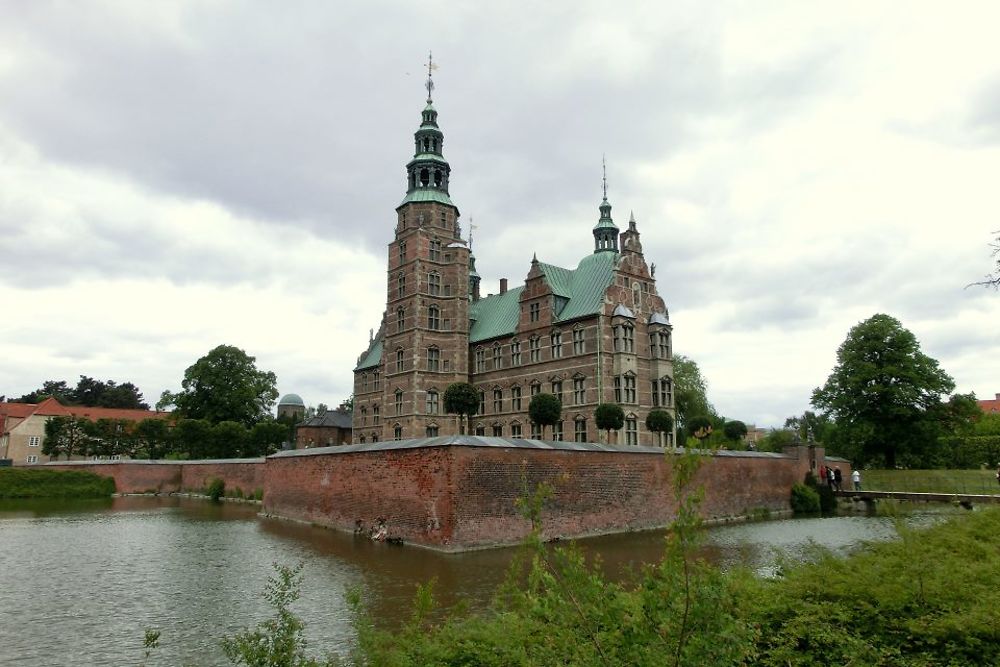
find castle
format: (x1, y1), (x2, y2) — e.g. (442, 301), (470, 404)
(352, 63), (675, 446)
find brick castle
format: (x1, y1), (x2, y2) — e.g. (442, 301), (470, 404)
(352, 63), (676, 446)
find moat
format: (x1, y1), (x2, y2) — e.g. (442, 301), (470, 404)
(0, 496), (959, 666)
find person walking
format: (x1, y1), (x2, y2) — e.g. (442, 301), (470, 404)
(833, 467), (843, 492)
(852, 468), (862, 491)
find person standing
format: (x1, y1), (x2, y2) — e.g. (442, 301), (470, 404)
(852, 468), (862, 491)
(834, 467), (843, 492)
(995, 465), (999, 488)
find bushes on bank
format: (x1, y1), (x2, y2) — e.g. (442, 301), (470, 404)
(790, 483), (821, 514)
(206, 478), (225, 502)
(0, 468), (116, 498)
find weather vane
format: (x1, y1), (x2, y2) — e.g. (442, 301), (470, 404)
(425, 51), (437, 102)
(469, 217), (477, 252)
(602, 154), (608, 200)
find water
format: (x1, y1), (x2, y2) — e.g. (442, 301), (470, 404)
(0, 496), (960, 666)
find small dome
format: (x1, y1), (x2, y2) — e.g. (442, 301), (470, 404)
(278, 393), (305, 407)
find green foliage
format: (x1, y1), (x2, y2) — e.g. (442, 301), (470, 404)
(686, 414), (713, 441)
(750, 508), (1000, 666)
(594, 403), (624, 441)
(527, 393), (561, 437)
(172, 418), (214, 459)
(13, 376), (149, 409)
(159, 344), (279, 428)
(645, 409), (675, 445)
(206, 477), (226, 502)
(211, 420), (248, 459)
(134, 418), (171, 459)
(672, 355), (716, 438)
(0, 468), (115, 498)
(861, 468), (1000, 494)
(723, 419), (747, 443)
(249, 420), (289, 457)
(784, 410), (832, 444)
(758, 428), (796, 452)
(803, 471), (837, 513)
(790, 483), (821, 514)
(443, 382), (479, 434)
(812, 314), (956, 468)
(222, 562), (337, 667)
(43, 416), (96, 460)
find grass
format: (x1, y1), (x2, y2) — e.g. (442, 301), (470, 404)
(0, 467), (116, 498)
(863, 468), (1000, 494)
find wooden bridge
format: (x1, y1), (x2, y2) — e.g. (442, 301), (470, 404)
(834, 490), (1000, 507)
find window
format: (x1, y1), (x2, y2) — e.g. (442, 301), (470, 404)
(614, 376), (622, 403)
(492, 423), (503, 437)
(26, 455), (38, 464)
(573, 328), (585, 354)
(395, 390), (403, 416)
(511, 385), (522, 411)
(475, 348), (486, 372)
(553, 420), (564, 441)
(650, 331), (671, 359)
(573, 377), (585, 405)
(574, 418), (587, 442)
(510, 340), (521, 366)
(493, 344), (502, 369)
(652, 377), (673, 407)
(633, 283), (641, 311)
(427, 347), (440, 371)
(625, 417), (638, 446)
(479, 390), (486, 415)
(394, 425), (403, 441)
(426, 425), (439, 437)
(397, 307), (405, 332)
(531, 422), (542, 439)
(624, 374), (637, 403)
(529, 302), (540, 322)
(428, 305), (440, 330)
(429, 239), (442, 261)
(398, 241), (406, 263)
(397, 273), (405, 299)
(28, 436), (41, 447)
(614, 324), (635, 353)
(426, 389), (439, 414)
(361, 374), (368, 392)
(373, 369), (380, 390)
(396, 348), (404, 372)
(428, 272), (441, 295)
(475, 424), (486, 436)
(359, 435), (366, 444)
(661, 331), (671, 358)
(511, 422), (522, 437)
(373, 406), (380, 424)
(550, 331), (563, 358)
(371, 432), (379, 443)
(530, 381), (541, 397)
(529, 336), (541, 363)
(360, 407), (368, 425)
(551, 380), (563, 404)
(493, 388), (503, 413)
(650, 333), (658, 358)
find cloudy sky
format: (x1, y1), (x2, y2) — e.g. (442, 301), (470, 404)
(2, 1), (998, 427)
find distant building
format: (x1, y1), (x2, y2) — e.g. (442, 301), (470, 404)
(979, 393), (1000, 414)
(276, 394), (306, 421)
(0, 397), (170, 465)
(352, 65), (675, 445)
(295, 408), (353, 448)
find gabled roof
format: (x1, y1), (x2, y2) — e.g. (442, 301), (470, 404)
(298, 409), (353, 429)
(0, 402), (38, 419)
(355, 335), (383, 371)
(32, 397), (73, 416)
(470, 251), (617, 343)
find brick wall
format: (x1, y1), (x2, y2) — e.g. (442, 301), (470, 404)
(45, 459), (265, 496)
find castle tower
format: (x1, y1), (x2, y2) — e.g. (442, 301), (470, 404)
(593, 157), (619, 253)
(380, 54), (471, 440)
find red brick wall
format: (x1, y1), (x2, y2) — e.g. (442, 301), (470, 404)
(179, 460), (265, 496)
(45, 460), (265, 496)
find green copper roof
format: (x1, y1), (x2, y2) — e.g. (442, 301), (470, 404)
(407, 153), (448, 165)
(469, 251), (617, 343)
(399, 189), (455, 207)
(355, 335), (383, 370)
(593, 218), (619, 230)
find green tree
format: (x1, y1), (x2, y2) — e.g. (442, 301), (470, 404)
(645, 409), (675, 446)
(673, 355), (715, 443)
(784, 410), (832, 444)
(812, 314), (955, 468)
(687, 415), (714, 442)
(528, 393), (562, 439)
(42, 416), (94, 460)
(210, 421), (248, 459)
(172, 418), (214, 459)
(758, 428), (796, 452)
(594, 403), (625, 443)
(14, 380), (73, 404)
(443, 383), (479, 435)
(134, 418), (171, 459)
(158, 345), (279, 428)
(722, 420), (748, 445)
(249, 420), (289, 457)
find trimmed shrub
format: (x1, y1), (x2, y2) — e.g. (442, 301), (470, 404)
(790, 483), (821, 514)
(0, 468), (115, 498)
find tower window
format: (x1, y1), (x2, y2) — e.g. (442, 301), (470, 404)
(398, 242), (406, 263)
(550, 331), (562, 358)
(529, 302), (540, 322)
(396, 348), (404, 373)
(397, 273), (405, 299)
(395, 391), (403, 416)
(510, 340), (521, 366)
(397, 307), (405, 332)
(511, 385), (522, 411)
(573, 328), (585, 354)
(420, 168), (429, 186)
(427, 305), (440, 330)
(427, 347), (440, 371)
(428, 272), (441, 295)
(429, 239), (442, 261)
(479, 390), (486, 415)
(373, 406), (379, 424)
(426, 389), (439, 415)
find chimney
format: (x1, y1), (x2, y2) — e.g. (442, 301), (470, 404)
(500, 278), (508, 294)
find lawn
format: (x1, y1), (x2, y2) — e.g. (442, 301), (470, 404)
(863, 468), (1000, 494)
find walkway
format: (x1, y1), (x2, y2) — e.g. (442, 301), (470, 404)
(834, 490), (1000, 506)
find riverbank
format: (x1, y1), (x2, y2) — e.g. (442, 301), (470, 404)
(0, 468), (115, 498)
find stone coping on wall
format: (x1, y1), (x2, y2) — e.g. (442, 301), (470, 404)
(44, 458), (265, 465)
(269, 436), (798, 460)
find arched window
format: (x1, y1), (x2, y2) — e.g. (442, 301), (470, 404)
(492, 343), (502, 369)
(574, 416), (587, 442)
(395, 348), (404, 373)
(394, 390), (404, 416)
(397, 273), (405, 299)
(427, 305), (440, 330)
(419, 168), (429, 186)
(397, 307), (405, 332)
(428, 271), (441, 295)
(393, 424), (403, 440)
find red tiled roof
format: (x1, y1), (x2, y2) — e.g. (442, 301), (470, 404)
(0, 402), (37, 418)
(0, 398), (171, 422)
(979, 393), (1000, 414)
(32, 397), (73, 416)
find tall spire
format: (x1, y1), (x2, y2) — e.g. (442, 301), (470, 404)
(425, 51), (436, 103)
(593, 156), (619, 253)
(400, 52), (455, 208)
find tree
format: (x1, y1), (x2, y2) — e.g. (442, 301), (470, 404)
(14, 377), (148, 408)
(723, 420), (748, 444)
(443, 383), (479, 435)
(171, 418), (214, 459)
(135, 418), (171, 459)
(645, 409), (675, 447)
(812, 314), (955, 468)
(158, 345), (278, 428)
(784, 411), (832, 444)
(528, 393), (562, 439)
(249, 420), (289, 457)
(673, 355), (715, 439)
(42, 416), (94, 460)
(14, 380), (72, 404)
(687, 415), (714, 442)
(758, 428), (796, 452)
(594, 403), (625, 444)
(210, 421), (247, 459)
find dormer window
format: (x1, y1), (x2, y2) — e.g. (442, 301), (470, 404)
(529, 302), (540, 322)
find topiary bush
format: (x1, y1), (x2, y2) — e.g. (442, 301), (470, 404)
(790, 483), (821, 514)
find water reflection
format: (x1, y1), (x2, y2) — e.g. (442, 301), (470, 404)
(0, 497), (963, 666)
